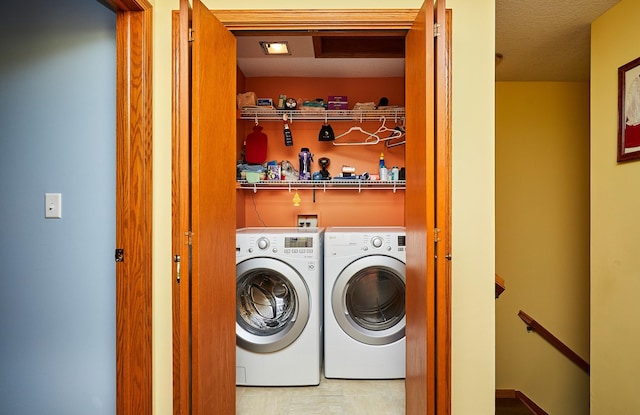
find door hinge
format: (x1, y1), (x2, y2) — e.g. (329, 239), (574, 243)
(434, 23), (441, 37)
(115, 248), (124, 263)
(434, 227), (441, 243)
(173, 255), (181, 283)
(185, 231), (194, 246)
(189, 28), (194, 42)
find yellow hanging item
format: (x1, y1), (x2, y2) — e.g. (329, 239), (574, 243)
(292, 191), (301, 206)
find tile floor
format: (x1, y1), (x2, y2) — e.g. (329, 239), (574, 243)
(236, 376), (405, 415)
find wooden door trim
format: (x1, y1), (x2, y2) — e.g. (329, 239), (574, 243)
(112, 0), (154, 414)
(211, 9), (419, 31)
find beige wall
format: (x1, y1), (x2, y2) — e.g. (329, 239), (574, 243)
(151, 1), (173, 413)
(495, 82), (590, 414)
(446, 0), (496, 413)
(591, 0), (640, 413)
(151, 1), (496, 414)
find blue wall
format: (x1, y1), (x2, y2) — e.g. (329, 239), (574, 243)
(0, 1), (116, 413)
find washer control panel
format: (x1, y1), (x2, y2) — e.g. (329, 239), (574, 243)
(236, 230), (324, 260)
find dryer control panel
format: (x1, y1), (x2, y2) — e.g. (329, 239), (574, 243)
(325, 228), (406, 259)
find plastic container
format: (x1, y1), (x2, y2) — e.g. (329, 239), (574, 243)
(299, 148), (312, 180)
(379, 153), (387, 181)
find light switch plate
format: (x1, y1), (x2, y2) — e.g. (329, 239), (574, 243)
(45, 193), (62, 219)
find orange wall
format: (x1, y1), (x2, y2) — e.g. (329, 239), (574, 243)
(237, 76), (406, 228)
(243, 76), (405, 109)
(236, 69), (248, 228)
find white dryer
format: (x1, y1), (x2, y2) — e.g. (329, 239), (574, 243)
(324, 227), (406, 379)
(235, 227), (324, 386)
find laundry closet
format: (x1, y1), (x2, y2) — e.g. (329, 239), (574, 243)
(233, 34), (410, 394)
(172, 2), (448, 414)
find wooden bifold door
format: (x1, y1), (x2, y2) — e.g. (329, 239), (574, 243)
(171, 1), (451, 414)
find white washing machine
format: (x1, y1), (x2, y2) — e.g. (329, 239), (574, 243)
(324, 227), (406, 379)
(235, 227), (324, 386)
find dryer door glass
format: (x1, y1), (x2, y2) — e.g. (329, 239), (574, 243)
(346, 268), (405, 331)
(332, 255), (406, 346)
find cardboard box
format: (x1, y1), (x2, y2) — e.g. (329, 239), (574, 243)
(328, 102), (348, 110)
(328, 95), (347, 102)
(266, 164), (281, 180)
(236, 92), (256, 109)
(328, 95), (348, 110)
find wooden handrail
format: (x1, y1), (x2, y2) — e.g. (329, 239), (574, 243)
(496, 389), (548, 415)
(495, 273), (506, 298)
(518, 310), (590, 375)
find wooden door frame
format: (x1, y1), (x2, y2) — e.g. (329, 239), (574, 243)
(434, 2), (452, 413)
(171, 7), (451, 415)
(171, 5), (190, 414)
(102, 0), (154, 414)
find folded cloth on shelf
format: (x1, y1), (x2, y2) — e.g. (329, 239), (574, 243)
(352, 102), (377, 111)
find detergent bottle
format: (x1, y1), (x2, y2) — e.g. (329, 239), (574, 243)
(379, 152), (388, 181)
(299, 148), (313, 180)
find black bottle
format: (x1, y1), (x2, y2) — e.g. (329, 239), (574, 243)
(283, 119), (293, 147)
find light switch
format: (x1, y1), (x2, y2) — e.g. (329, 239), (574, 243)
(45, 193), (62, 219)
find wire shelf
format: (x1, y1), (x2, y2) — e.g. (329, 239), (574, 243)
(239, 107), (406, 122)
(236, 179), (406, 193)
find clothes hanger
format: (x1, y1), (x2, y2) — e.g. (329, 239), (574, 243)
(385, 128), (406, 148)
(332, 126), (380, 146)
(332, 116), (381, 146)
(385, 117), (406, 148)
(373, 117), (404, 143)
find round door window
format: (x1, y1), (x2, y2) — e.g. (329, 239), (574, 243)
(332, 256), (405, 345)
(236, 258), (310, 353)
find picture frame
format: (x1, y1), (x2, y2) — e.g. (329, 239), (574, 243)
(617, 57), (640, 162)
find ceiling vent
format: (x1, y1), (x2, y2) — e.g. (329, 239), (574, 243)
(312, 35), (405, 59)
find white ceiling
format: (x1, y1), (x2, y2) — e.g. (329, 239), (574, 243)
(235, 1), (621, 81)
(236, 35), (404, 78)
(495, 0), (620, 81)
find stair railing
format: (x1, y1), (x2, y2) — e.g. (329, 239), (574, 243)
(496, 389), (549, 415)
(518, 310), (590, 375)
(495, 273), (506, 298)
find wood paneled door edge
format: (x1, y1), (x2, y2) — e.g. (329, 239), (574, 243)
(113, 1), (154, 414)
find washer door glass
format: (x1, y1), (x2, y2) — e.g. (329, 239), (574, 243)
(236, 257), (310, 353)
(332, 255), (405, 345)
